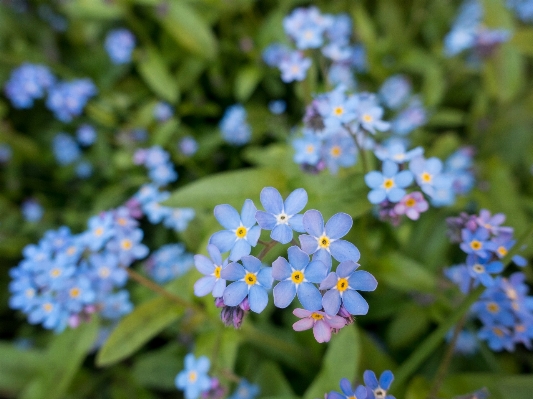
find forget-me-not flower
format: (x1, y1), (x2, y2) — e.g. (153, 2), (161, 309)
(363, 370), (396, 399)
(328, 379), (368, 399)
(175, 354), (211, 399)
(364, 161), (414, 204)
(255, 187), (307, 244)
(193, 244), (228, 298)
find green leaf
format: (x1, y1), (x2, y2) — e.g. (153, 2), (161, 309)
(60, 0), (124, 19)
(378, 252), (436, 293)
(132, 343), (184, 390)
(483, 44), (524, 103)
(511, 29), (533, 56)
(196, 328), (241, 371)
(21, 318), (99, 399)
(235, 65), (263, 102)
(158, 2), (217, 59)
(136, 47), (180, 103)
(96, 296), (185, 367)
(164, 168), (288, 210)
(386, 304), (430, 349)
(253, 361), (295, 397)
(0, 342), (46, 395)
(303, 324), (360, 399)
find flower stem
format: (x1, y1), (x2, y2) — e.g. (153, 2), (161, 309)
(348, 127), (368, 175)
(257, 240), (278, 261)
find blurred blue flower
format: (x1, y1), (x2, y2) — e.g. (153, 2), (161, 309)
(105, 28), (136, 64)
(175, 354), (211, 399)
(268, 100), (286, 115)
(364, 161), (413, 204)
(379, 74), (412, 110)
(228, 379), (260, 399)
(4, 63), (55, 109)
(46, 79), (97, 122)
(52, 133), (81, 165)
(22, 199), (43, 222)
(0, 143), (12, 163)
(179, 136), (198, 156)
(153, 101), (173, 122)
(76, 124), (97, 146)
(76, 161), (93, 179)
(328, 378), (367, 399)
(279, 51), (312, 82)
(220, 104), (251, 146)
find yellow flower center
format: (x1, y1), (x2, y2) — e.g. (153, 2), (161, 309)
(311, 312), (324, 320)
(506, 288), (518, 300)
(336, 277), (349, 292)
(497, 246), (507, 256)
(188, 371), (197, 382)
(493, 327), (504, 337)
(244, 272), (257, 285)
(66, 246), (76, 255)
(362, 113), (373, 123)
(291, 65), (300, 74)
(421, 172), (432, 183)
(214, 266), (221, 279)
(50, 268), (62, 278)
(487, 302), (499, 313)
(472, 264), (485, 273)
(118, 218), (127, 226)
(25, 288), (35, 298)
(94, 227), (104, 237)
(516, 324), (526, 333)
(383, 178), (395, 190)
(99, 267), (111, 278)
(236, 226), (247, 238)
(306, 145), (315, 153)
(330, 146), (341, 158)
(70, 288), (81, 298)
(43, 303), (53, 312)
(333, 106), (344, 116)
(318, 235), (330, 249)
(470, 240), (482, 251)
(291, 270), (304, 284)
(405, 198), (416, 207)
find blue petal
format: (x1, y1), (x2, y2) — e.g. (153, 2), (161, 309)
(387, 187), (405, 203)
(246, 225), (261, 247)
(214, 204), (241, 230)
(212, 278), (226, 297)
(184, 353), (195, 370)
(194, 254), (214, 275)
(241, 255), (262, 273)
(209, 230), (236, 253)
(348, 270), (378, 291)
(229, 239), (251, 261)
(313, 249), (332, 273)
(249, 285), (269, 313)
(340, 378), (353, 396)
(364, 171), (384, 189)
(297, 282), (323, 311)
(260, 187), (283, 214)
(343, 290), (369, 315)
(379, 370), (394, 390)
(325, 212), (353, 240)
(223, 281), (248, 306)
(363, 370), (379, 389)
(257, 267), (273, 288)
(368, 189), (386, 204)
(299, 234), (318, 255)
(271, 224), (293, 244)
(196, 356), (210, 373)
(273, 280), (296, 308)
(330, 239), (361, 262)
(303, 209), (324, 237)
(241, 199), (258, 228)
(175, 371), (187, 389)
(207, 244), (222, 265)
(194, 276), (216, 296)
(288, 214), (305, 232)
(395, 170), (414, 187)
(220, 262), (245, 281)
(284, 188), (308, 215)
(304, 260), (328, 283)
(288, 245), (310, 270)
(328, 392), (345, 399)
(272, 256), (292, 281)
(382, 160), (398, 177)
(426, 157), (442, 174)
(336, 260), (358, 278)
(255, 211), (277, 230)
(322, 289), (341, 315)
(355, 386), (368, 399)
(319, 272), (337, 290)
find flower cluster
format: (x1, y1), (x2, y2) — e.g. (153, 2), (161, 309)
(134, 145), (178, 187)
(52, 129), (97, 178)
(8, 205), (147, 331)
(507, 0), (533, 22)
(328, 370), (395, 399)
(263, 7), (366, 84)
(175, 353), (260, 399)
(444, 0), (510, 59)
(3, 63), (55, 109)
(144, 243), (194, 284)
(46, 78), (97, 122)
(105, 28), (136, 64)
(193, 187), (377, 342)
(219, 104), (251, 146)
(445, 210), (532, 352)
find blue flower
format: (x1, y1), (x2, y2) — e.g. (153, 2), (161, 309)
(76, 124), (97, 146)
(323, 134), (357, 175)
(268, 100), (286, 115)
(46, 79), (97, 122)
(478, 325), (514, 351)
(320, 261), (377, 316)
(460, 227), (495, 258)
(364, 161), (414, 204)
(328, 378), (367, 399)
(194, 244), (229, 297)
(317, 87), (358, 132)
(379, 74), (411, 110)
(4, 63), (55, 109)
(220, 255), (273, 313)
(21, 199), (43, 222)
(466, 254), (503, 287)
(179, 136), (198, 156)
(153, 101), (173, 122)
(355, 97), (390, 134)
(255, 187), (307, 244)
(147, 244), (193, 284)
(175, 354), (211, 399)
(299, 210), (360, 271)
(105, 28), (136, 64)
(220, 105), (252, 146)
(293, 135), (322, 166)
(100, 290), (133, 320)
(409, 156), (444, 197)
(228, 379), (260, 399)
(374, 140), (423, 164)
(209, 200), (261, 261)
(391, 97), (427, 135)
(279, 51), (312, 82)
(363, 370), (395, 399)
(163, 208), (195, 232)
(272, 246), (327, 311)
(52, 133), (81, 165)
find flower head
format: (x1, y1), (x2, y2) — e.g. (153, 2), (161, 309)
(328, 378), (367, 399)
(194, 244), (229, 298)
(175, 354), (211, 399)
(363, 370), (395, 399)
(105, 28), (136, 64)
(292, 308), (346, 343)
(364, 161), (414, 204)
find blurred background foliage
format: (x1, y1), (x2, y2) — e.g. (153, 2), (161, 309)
(1, 0), (533, 399)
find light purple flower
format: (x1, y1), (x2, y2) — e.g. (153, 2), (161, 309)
(393, 192), (429, 220)
(292, 308), (346, 343)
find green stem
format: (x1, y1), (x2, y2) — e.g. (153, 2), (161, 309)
(257, 240), (278, 261)
(348, 126), (368, 175)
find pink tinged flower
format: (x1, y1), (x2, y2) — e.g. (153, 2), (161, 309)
(292, 308), (346, 343)
(393, 191), (429, 220)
